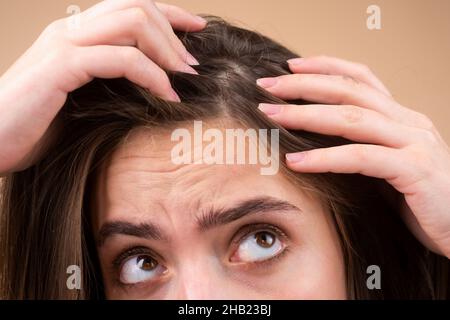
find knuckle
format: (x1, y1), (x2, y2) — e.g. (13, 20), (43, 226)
(415, 113), (434, 130)
(340, 74), (360, 86)
(417, 128), (439, 144)
(121, 47), (142, 64)
(333, 89), (351, 105)
(42, 19), (66, 39)
(44, 20), (60, 34)
(356, 63), (373, 77)
(331, 76), (360, 103)
(338, 105), (364, 123)
(162, 3), (176, 18)
(352, 145), (369, 162)
(49, 18), (66, 31)
(126, 0), (148, 10)
(128, 7), (148, 28)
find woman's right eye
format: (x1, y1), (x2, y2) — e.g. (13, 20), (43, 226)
(120, 255), (166, 284)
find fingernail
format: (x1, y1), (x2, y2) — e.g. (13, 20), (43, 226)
(287, 58), (305, 66)
(195, 15), (207, 25)
(257, 77), (278, 89)
(258, 103), (282, 116)
(183, 64), (199, 75)
(186, 52), (200, 66)
(169, 89), (181, 102)
(286, 152), (307, 163)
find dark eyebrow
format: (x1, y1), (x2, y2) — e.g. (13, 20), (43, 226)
(97, 221), (165, 247)
(97, 197), (301, 247)
(197, 196), (301, 231)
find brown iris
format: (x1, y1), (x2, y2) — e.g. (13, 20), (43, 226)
(255, 231), (275, 248)
(137, 255), (157, 271)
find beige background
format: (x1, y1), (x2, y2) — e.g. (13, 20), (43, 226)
(1, 0), (449, 142)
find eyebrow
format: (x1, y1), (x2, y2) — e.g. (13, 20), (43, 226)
(97, 197), (301, 247)
(197, 197), (301, 231)
(97, 221), (164, 247)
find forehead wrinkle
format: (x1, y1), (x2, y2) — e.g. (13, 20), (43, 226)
(97, 122), (294, 233)
(103, 157), (229, 228)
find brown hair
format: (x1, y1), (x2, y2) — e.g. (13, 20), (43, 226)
(1, 16), (448, 299)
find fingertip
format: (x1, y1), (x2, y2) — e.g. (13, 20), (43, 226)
(185, 52), (199, 66)
(287, 58), (305, 66)
(172, 60), (199, 74)
(167, 88), (181, 102)
(287, 58), (306, 73)
(256, 77), (278, 89)
(183, 64), (199, 75)
(258, 103), (282, 116)
(285, 152), (307, 164)
(183, 15), (207, 32)
(194, 15), (207, 27)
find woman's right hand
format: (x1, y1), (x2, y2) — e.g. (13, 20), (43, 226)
(0, 0), (205, 175)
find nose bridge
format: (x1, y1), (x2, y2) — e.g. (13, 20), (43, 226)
(163, 199), (229, 300)
(174, 253), (222, 300)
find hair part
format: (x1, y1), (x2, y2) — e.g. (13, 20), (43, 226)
(1, 16), (448, 299)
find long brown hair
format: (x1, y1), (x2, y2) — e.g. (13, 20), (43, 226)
(1, 16), (448, 299)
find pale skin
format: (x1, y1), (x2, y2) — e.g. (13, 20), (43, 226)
(257, 56), (450, 259)
(0, 0), (449, 299)
(93, 127), (346, 299)
(0, 0), (205, 173)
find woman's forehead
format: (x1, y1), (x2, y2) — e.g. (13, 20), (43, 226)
(92, 126), (306, 228)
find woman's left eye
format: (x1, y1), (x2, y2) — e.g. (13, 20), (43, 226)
(231, 230), (285, 263)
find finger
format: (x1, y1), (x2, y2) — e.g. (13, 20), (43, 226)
(76, 45), (180, 102)
(258, 103), (416, 147)
(155, 2), (207, 31)
(70, 8), (198, 74)
(81, 0), (204, 64)
(285, 144), (408, 181)
(152, 2), (200, 65)
(257, 74), (416, 125)
(287, 56), (391, 96)
(82, 0), (206, 31)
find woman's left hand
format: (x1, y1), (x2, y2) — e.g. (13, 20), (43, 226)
(256, 55), (450, 259)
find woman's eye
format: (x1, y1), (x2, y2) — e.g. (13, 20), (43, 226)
(120, 255), (166, 284)
(231, 231), (285, 263)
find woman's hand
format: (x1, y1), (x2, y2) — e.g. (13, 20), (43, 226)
(257, 55), (450, 259)
(0, 0), (206, 175)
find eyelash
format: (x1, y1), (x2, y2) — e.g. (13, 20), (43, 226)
(111, 222), (290, 287)
(112, 246), (157, 269)
(231, 223), (289, 246)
